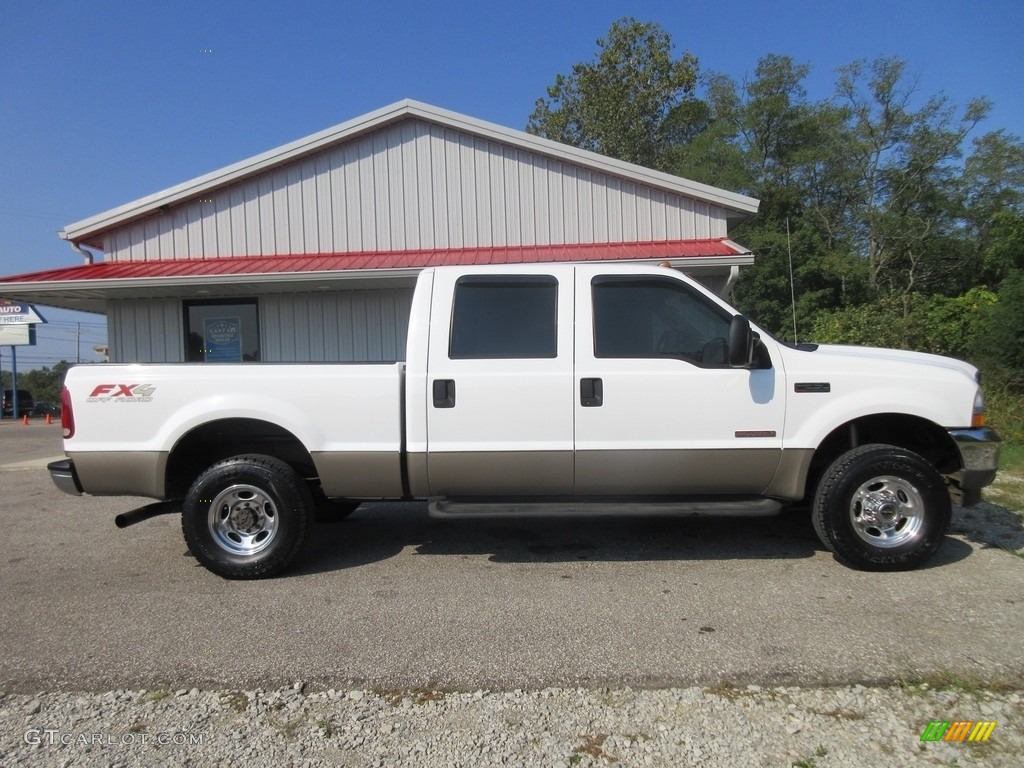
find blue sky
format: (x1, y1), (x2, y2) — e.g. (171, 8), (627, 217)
(1, 0), (1022, 368)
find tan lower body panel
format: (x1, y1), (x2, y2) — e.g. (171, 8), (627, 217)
(70, 451), (168, 499)
(69, 447), (815, 503)
(423, 451), (575, 496)
(313, 452), (405, 498)
(762, 449), (815, 500)
(416, 448), (801, 498)
(574, 449), (783, 495)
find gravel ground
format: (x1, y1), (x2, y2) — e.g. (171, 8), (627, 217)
(2, 682), (1022, 767)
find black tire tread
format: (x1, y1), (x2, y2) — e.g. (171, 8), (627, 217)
(182, 454), (312, 579)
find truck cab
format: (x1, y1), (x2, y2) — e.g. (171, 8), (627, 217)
(405, 264), (786, 498)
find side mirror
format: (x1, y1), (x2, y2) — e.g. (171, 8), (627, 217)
(728, 315), (755, 368)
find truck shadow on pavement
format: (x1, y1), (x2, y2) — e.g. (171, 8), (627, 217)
(951, 501), (1024, 554)
(294, 502), (975, 576)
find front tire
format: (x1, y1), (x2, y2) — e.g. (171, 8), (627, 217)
(812, 444), (951, 571)
(182, 454), (313, 579)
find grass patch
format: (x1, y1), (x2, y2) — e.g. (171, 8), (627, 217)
(704, 680), (741, 700)
(897, 668), (1019, 696)
(986, 464), (1024, 515)
(999, 442), (1024, 474)
(570, 733), (611, 762)
(978, 387), (1024, 513)
(316, 718), (335, 737)
(999, 545), (1024, 560)
(374, 687), (449, 707)
(986, 384), (1024, 445)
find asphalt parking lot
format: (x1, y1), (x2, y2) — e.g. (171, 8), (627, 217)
(1, 419), (1022, 694)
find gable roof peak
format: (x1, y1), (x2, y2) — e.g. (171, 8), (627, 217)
(61, 99), (758, 245)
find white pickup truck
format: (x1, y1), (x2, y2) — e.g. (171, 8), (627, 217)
(49, 263), (1000, 578)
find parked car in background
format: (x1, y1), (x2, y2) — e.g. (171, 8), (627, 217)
(2, 389), (35, 419)
(32, 402), (61, 418)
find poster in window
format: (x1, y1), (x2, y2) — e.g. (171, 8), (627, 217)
(203, 317), (242, 362)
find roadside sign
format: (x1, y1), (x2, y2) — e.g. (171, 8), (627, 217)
(1, 299), (46, 419)
(0, 324), (35, 345)
(0, 298), (45, 325)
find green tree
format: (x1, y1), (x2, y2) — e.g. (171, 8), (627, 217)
(972, 269), (1024, 389)
(528, 30), (1023, 360)
(833, 57), (989, 295)
(962, 133), (1024, 287)
(527, 18), (698, 170)
(980, 211), (1024, 282)
(699, 55), (870, 337)
(3, 361), (72, 409)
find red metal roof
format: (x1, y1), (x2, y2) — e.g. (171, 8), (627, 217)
(2, 239), (745, 284)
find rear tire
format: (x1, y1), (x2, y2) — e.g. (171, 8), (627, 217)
(182, 454), (313, 579)
(812, 444), (951, 571)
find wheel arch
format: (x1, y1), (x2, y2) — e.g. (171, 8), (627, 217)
(165, 418), (317, 499)
(804, 413), (960, 501)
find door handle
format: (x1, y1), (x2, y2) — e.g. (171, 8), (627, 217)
(580, 378), (603, 407)
(433, 379), (456, 408)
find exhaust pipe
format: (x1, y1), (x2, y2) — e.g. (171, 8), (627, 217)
(115, 500), (181, 529)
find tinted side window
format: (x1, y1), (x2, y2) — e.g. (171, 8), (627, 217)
(592, 276), (732, 366)
(450, 276), (558, 359)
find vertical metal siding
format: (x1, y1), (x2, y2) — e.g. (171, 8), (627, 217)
(261, 288), (414, 362)
(103, 119), (732, 262)
(108, 299), (183, 363)
(106, 290), (410, 363)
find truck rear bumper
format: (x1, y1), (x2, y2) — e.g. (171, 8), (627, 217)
(48, 459), (83, 496)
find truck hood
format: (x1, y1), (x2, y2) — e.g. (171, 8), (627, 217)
(799, 344), (979, 381)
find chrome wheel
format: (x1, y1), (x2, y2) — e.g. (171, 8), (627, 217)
(849, 475), (924, 548)
(208, 483), (280, 556)
(813, 444), (951, 571)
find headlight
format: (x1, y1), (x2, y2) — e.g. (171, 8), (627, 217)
(972, 389), (986, 428)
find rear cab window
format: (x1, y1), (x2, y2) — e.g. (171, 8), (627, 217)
(449, 275), (559, 359)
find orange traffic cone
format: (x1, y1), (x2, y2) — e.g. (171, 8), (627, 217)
(45, 413), (53, 425)
(22, 413), (29, 426)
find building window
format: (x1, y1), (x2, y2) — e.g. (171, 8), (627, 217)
(592, 276), (732, 366)
(184, 299), (260, 362)
(449, 275), (558, 359)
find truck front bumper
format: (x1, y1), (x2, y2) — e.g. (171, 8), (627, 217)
(947, 427), (1001, 506)
(48, 459), (83, 496)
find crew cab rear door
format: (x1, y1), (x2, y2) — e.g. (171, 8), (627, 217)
(424, 267), (575, 495)
(573, 266), (785, 495)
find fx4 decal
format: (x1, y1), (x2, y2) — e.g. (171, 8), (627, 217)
(87, 384), (156, 403)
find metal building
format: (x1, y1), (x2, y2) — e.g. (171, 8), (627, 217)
(0, 100), (760, 364)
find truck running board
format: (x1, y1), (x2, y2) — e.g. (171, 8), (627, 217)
(428, 498), (782, 519)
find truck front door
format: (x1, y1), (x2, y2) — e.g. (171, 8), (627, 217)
(573, 267), (786, 495)
(425, 269), (575, 496)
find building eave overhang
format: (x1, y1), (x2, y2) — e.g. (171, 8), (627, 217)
(60, 100), (760, 247)
(0, 239), (753, 313)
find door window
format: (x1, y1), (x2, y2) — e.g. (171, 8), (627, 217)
(592, 276), (732, 366)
